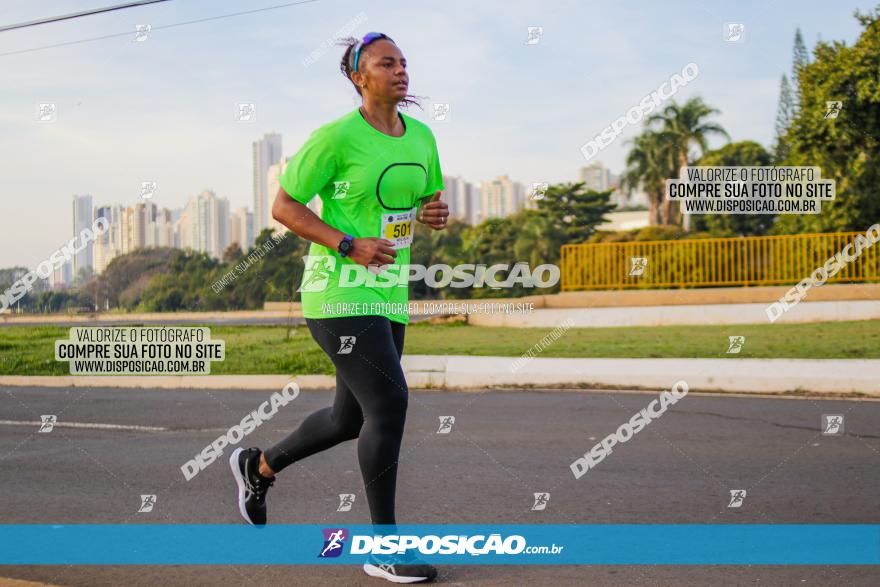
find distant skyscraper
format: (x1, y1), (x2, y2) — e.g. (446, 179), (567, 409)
(607, 171), (628, 207)
(579, 161), (629, 207)
(478, 175), (525, 222)
(71, 194), (93, 278)
(161, 207), (175, 247)
(93, 204), (121, 274)
(176, 208), (189, 250)
(266, 156), (290, 236)
(142, 202), (157, 247)
(132, 202), (149, 249)
(215, 196), (230, 256)
(196, 196), (211, 254)
(230, 207), (254, 251)
(579, 161), (611, 192)
(121, 206), (135, 254)
(50, 263), (64, 289)
(180, 190), (230, 259)
(93, 202), (176, 273)
(170, 207), (183, 248)
(146, 206), (174, 249)
(442, 174), (477, 225)
(253, 133), (283, 235)
(51, 261), (73, 289)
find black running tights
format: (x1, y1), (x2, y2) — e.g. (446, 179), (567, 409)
(262, 315), (408, 526)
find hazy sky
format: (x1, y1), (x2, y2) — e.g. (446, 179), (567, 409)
(0, 0), (873, 268)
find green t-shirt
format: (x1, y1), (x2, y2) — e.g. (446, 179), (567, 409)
(279, 108), (444, 325)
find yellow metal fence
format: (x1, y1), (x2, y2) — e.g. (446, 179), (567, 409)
(560, 232), (880, 290)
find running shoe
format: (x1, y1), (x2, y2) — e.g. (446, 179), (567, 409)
(229, 447), (274, 525)
(363, 550), (438, 583)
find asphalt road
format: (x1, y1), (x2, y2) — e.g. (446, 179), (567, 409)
(1, 385), (878, 586)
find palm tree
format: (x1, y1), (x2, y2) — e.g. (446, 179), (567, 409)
(622, 130), (677, 225)
(646, 97), (730, 226)
(514, 210), (565, 267)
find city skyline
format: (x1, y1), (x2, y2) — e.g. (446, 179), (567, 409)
(47, 147), (629, 287)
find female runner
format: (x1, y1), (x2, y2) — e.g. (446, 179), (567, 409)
(230, 32), (449, 583)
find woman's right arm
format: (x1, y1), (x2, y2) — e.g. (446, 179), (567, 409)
(271, 187), (397, 267)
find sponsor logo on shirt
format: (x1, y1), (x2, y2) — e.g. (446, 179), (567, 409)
(332, 181), (350, 199)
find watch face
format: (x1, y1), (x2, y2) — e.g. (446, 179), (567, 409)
(339, 238), (352, 254)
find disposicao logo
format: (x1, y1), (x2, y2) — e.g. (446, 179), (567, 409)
(319, 528), (348, 558)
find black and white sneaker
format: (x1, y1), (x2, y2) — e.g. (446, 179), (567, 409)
(363, 551), (438, 583)
(229, 447), (274, 525)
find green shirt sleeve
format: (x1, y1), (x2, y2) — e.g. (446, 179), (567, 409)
(424, 132), (445, 196)
(279, 127), (337, 205)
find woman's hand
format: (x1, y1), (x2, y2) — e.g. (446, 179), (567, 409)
(417, 190), (449, 230)
(349, 237), (397, 268)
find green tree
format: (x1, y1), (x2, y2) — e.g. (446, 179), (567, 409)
(792, 27), (810, 115)
(774, 7), (880, 233)
(622, 130), (677, 226)
(773, 74), (795, 161)
(222, 242), (244, 263)
(646, 97), (731, 226)
(411, 219), (469, 299)
(91, 247), (177, 311)
(34, 290), (84, 313)
(138, 248), (221, 311)
(513, 209), (566, 269)
(534, 182), (615, 243)
(247, 229), (305, 306)
(590, 225), (689, 243)
(690, 141), (775, 236)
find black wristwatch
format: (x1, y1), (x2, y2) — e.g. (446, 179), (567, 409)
(337, 234), (355, 257)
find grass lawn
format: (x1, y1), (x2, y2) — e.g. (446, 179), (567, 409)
(0, 320), (877, 376)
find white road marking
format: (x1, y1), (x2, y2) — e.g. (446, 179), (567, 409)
(0, 420), (167, 432)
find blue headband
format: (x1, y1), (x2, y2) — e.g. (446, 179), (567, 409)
(351, 32), (395, 73)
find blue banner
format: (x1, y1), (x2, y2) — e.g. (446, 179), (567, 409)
(0, 524), (877, 565)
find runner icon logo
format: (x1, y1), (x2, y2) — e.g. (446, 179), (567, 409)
(727, 336), (745, 354)
(299, 256), (336, 293)
(140, 181), (157, 199)
(525, 26), (543, 45)
(432, 103), (450, 121)
(822, 414), (845, 435)
(825, 101), (843, 119)
(725, 23), (745, 42)
(38, 415), (57, 433)
(236, 103), (255, 122)
(529, 182), (548, 200)
(319, 528), (348, 558)
(437, 416), (455, 433)
(629, 257), (648, 277)
(138, 494), (156, 513)
(337, 494), (356, 511)
(36, 103), (56, 122)
(332, 181), (350, 199)
(728, 489), (746, 508)
(531, 492), (550, 511)
(134, 24), (151, 42)
(337, 336), (356, 355)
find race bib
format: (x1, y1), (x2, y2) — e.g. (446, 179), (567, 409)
(381, 209), (416, 249)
